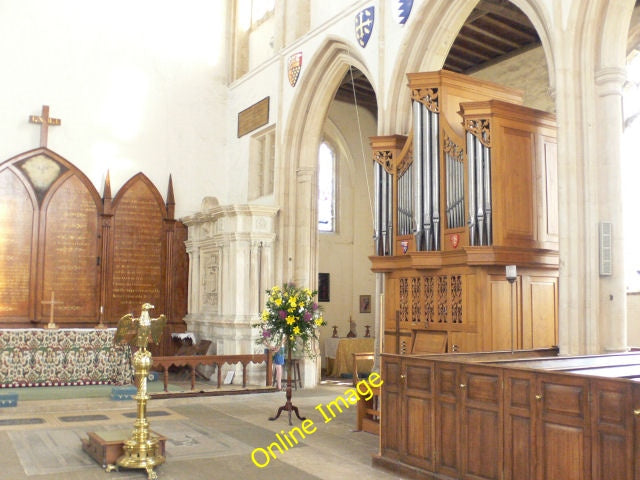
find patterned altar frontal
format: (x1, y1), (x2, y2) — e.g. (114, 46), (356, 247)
(0, 329), (132, 387)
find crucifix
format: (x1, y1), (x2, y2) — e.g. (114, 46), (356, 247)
(41, 291), (62, 329)
(29, 105), (61, 148)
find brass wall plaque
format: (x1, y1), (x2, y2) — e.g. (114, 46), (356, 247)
(237, 97), (269, 137)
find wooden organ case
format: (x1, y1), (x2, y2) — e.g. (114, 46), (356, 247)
(370, 70), (559, 355)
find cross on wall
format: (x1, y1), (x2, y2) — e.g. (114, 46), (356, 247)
(29, 105), (61, 148)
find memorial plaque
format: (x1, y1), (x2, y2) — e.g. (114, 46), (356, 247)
(42, 175), (99, 322)
(111, 178), (164, 317)
(237, 97), (269, 137)
(0, 169), (35, 320)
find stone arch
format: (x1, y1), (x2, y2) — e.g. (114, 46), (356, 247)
(278, 38), (376, 288)
(382, 0), (556, 135)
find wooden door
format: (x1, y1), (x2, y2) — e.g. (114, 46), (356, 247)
(460, 365), (503, 480)
(589, 378), (632, 480)
(435, 362), (461, 478)
(380, 356), (403, 459)
(504, 370), (536, 480)
(536, 374), (590, 480)
(402, 358), (435, 471)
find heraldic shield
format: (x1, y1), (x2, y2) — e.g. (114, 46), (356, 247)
(288, 52), (302, 87)
(355, 7), (375, 48)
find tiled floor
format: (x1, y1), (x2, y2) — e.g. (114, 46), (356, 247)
(0, 382), (407, 480)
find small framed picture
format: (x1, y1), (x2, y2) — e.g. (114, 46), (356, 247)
(359, 294), (371, 313)
(318, 273), (330, 302)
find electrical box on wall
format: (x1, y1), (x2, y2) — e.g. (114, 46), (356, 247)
(599, 222), (612, 276)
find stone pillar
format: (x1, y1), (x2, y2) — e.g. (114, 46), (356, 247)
(595, 67), (628, 352)
(182, 200), (279, 384)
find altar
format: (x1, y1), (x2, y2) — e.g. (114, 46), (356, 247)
(0, 328), (132, 387)
(325, 337), (374, 377)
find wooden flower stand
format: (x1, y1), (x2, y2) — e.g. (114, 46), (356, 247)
(269, 346), (305, 425)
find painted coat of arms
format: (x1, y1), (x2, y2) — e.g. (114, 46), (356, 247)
(355, 7), (375, 48)
(288, 52), (303, 87)
(393, 0), (414, 25)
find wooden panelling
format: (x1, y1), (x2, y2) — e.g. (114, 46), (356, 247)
(504, 371), (536, 480)
(435, 362), (460, 477)
(404, 359), (435, 470)
(591, 379), (632, 480)
(461, 366), (502, 480)
(41, 174), (100, 323)
(537, 376), (590, 480)
(0, 168), (36, 323)
(0, 149), (188, 355)
(379, 352), (640, 480)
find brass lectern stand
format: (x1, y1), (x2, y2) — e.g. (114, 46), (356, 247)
(111, 303), (167, 479)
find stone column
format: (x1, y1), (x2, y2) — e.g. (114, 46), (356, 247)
(595, 67), (628, 352)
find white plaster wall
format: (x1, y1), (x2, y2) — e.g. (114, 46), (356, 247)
(0, 1), (229, 219)
(628, 292), (640, 346)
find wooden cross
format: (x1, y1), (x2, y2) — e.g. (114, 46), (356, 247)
(41, 291), (62, 329)
(29, 105), (61, 148)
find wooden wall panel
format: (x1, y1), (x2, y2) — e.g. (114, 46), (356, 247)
(0, 168), (36, 324)
(41, 174), (100, 323)
(498, 127), (535, 245)
(461, 367), (502, 480)
(536, 377), (590, 480)
(591, 379), (632, 480)
(504, 371), (535, 480)
(110, 176), (165, 318)
(0, 149), (188, 354)
(523, 276), (557, 349)
(404, 360), (435, 470)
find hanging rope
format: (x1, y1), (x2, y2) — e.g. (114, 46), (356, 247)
(347, 62), (376, 231)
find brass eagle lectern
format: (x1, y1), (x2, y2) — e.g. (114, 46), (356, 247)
(113, 303), (167, 479)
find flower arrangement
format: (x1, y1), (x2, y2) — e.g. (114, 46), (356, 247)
(254, 283), (326, 358)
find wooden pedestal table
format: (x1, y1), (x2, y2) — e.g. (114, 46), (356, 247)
(269, 346), (305, 425)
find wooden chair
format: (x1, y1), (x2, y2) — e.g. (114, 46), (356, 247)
(352, 352), (379, 435)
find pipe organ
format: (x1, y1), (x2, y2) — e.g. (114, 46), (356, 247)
(370, 70), (559, 355)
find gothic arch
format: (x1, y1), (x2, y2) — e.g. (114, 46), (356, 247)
(279, 39), (376, 288)
(383, 0), (556, 135)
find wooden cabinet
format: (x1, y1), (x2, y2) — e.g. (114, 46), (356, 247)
(377, 352), (640, 480)
(380, 355), (435, 471)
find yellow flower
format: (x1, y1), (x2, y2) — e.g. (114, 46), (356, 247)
(304, 288), (311, 296)
(272, 286), (280, 292)
(261, 310), (269, 321)
(289, 335), (294, 340)
(274, 297), (282, 306)
(286, 315), (296, 325)
(289, 296), (297, 307)
(293, 326), (301, 335)
(315, 317), (323, 326)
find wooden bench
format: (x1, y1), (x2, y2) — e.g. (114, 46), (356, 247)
(352, 352), (379, 435)
(152, 353), (273, 392)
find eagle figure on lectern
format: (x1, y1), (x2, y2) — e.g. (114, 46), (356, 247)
(115, 302), (166, 349)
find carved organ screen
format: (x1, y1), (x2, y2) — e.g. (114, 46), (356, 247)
(370, 70), (559, 354)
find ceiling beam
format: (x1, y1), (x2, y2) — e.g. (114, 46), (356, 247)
(480, 16), (538, 43)
(475, 0), (533, 28)
(463, 23), (521, 49)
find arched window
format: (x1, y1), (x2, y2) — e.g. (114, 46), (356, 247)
(318, 141), (336, 232)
